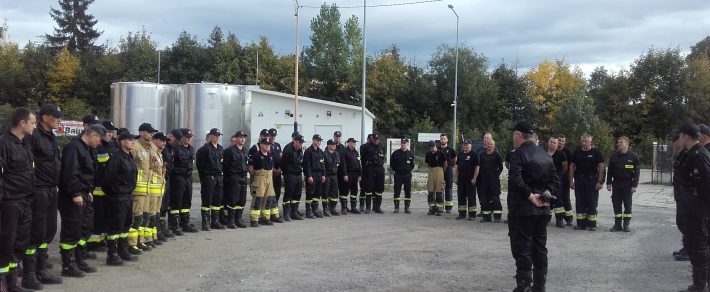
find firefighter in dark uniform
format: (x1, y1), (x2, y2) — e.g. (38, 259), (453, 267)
(158, 130), (180, 239)
(341, 138), (362, 214)
(675, 123), (710, 292)
(248, 138), (277, 227)
(168, 129), (199, 235)
(546, 136), (568, 228)
(438, 133), (457, 213)
(58, 123), (106, 277)
(0, 108), (36, 289)
(557, 135), (575, 225)
(281, 133), (306, 221)
(323, 139), (342, 216)
(478, 140), (504, 223)
(196, 128), (226, 231)
(25, 104), (64, 288)
(103, 131), (138, 266)
(86, 120), (117, 253)
(222, 131), (250, 228)
(361, 133), (386, 214)
(333, 131), (350, 214)
(268, 128), (284, 223)
(304, 134), (326, 218)
(456, 139), (479, 220)
(507, 121), (559, 292)
(671, 131), (691, 261)
(425, 141), (446, 216)
(390, 138), (415, 214)
(606, 136), (640, 232)
(569, 134), (605, 231)
(248, 129), (269, 159)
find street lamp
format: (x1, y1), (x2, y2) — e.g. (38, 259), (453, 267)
(361, 0), (368, 144)
(448, 4), (459, 146)
(293, 0), (301, 133)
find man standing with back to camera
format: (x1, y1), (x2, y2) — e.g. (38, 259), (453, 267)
(507, 121), (559, 292)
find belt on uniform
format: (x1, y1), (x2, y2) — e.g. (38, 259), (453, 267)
(577, 175), (597, 180)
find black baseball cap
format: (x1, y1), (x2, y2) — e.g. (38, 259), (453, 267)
(101, 121), (117, 131)
(38, 104), (62, 118)
(334, 131), (342, 137)
(88, 123), (107, 136)
(82, 115), (99, 125)
(268, 128), (277, 136)
(367, 134), (373, 140)
(327, 139), (336, 145)
(313, 134), (323, 141)
(259, 138), (272, 145)
(171, 129), (183, 140)
(117, 131), (135, 142)
(181, 128), (193, 138)
(401, 138), (409, 144)
(209, 128), (222, 136)
(463, 139), (472, 145)
(427, 140), (436, 147)
(512, 121), (535, 135)
(153, 132), (168, 141)
(117, 128), (129, 136)
(293, 133), (305, 143)
(699, 124), (710, 136)
(371, 133), (380, 140)
(234, 131), (247, 137)
(347, 138), (358, 143)
(679, 123), (700, 139)
(260, 129), (269, 136)
(139, 123), (158, 133)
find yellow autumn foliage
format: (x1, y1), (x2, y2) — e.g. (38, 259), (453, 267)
(47, 47), (80, 107)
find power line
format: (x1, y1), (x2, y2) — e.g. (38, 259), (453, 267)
(300, 0), (443, 9)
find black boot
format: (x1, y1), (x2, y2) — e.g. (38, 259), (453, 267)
(269, 199), (284, 223)
(224, 209), (237, 229)
(80, 244), (97, 260)
(494, 212), (502, 223)
(21, 253), (44, 290)
(574, 218), (587, 230)
(404, 200), (411, 214)
(468, 210), (476, 220)
(313, 202), (324, 218)
(290, 204), (304, 220)
(555, 214), (565, 228)
(211, 210), (226, 229)
(394, 200), (401, 214)
(105, 239), (124, 266)
(587, 219), (597, 231)
(513, 271), (533, 292)
(168, 213), (183, 236)
(565, 214), (574, 226)
(259, 216), (274, 226)
(180, 213), (199, 233)
(60, 249), (85, 278)
(330, 200), (340, 216)
(235, 209), (249, 228)
(359, 198), (365, 213)
(427, 192), (435, 215)
(305, 203), (315, 219)
(350, 200), (361, 214)
(201, 210), (211, 231)
(156, 216), (168, 242)
(36, 249), (62, 284)
(340, 199), (348, 215)
(322, 201), (331, 217)
(9, 269), (33, 292)
(610, 218), (622, 232)
(117, 238), (138, 262)
(683, 270), (709, 292)
(444, 189), (453, 213)
(623, 217), (631, 232)
(218, 208), (229, 226)
(74, 246), (97, 273)
(456, 208), (466, 220)
(365, 196), (372, 214)
(374, 195), (384, 214)
(435, 192), (444, 216)
(283, 204), (292, 222)
(532, 269), (547, 292)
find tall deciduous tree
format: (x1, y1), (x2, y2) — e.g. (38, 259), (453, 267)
(0, 43), (29, 106)
(118, 29), (158, 82)
(303, 3), (349, 102)
(525, 59), (587, 133)
(163, 31), (207, 84)
(47, 47), (80, 107)
(45, 0), (102, 54)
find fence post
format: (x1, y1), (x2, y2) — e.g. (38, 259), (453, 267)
(652, 141), (658, 183)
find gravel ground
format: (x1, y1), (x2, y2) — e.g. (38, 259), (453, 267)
(42, 170), (689, 292)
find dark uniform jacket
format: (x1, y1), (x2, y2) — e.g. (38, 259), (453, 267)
(425, 151), (446, 168)
(29, 125), (60, 188)
(676, 143), (710, 216)
(606, 150), (641, 187)
(361, 143), (385, 168)
(270, 142), (282, 170)
(551, 150), (567, 177)
(342, 147), (361, 175)
(0, 131), (34, 199)
(163, 144), (174, 177)
(323, 150), (340, 176)
(94, 139), (117, 195)
(60, 137), (97, 198)
(103, 149), (137, 195)
(390, 149), (414, 174)
(457, 150), (479, 180)
(172, 144), (195, 177)
(479, 150), (503, 179)
(438, 145), (457, 167)
(571, 148), (605, 182)
(223, 145), (248, 176)
(303, 146), (325, 178)
(336, 143), (347, 175)
(508, 141), (560, 216)
(196, 143), (223, 176)
(281, 142), (304, 176)
(249, 151), (274, 171)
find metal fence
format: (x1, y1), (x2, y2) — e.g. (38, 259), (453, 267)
(651, 139), (674, 185)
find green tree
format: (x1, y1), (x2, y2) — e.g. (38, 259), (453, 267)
(45, 0), (102, 54)
(74, 49), (122, 116)
(163, 31), (208, 84)
(47, 47), (80, 107)
(491, 62), (531, 122)
(0, 43), (29, 106)
(61, 97), (92, 120)
(366, 47), (408, 136)
(342, 15), (364, 103)
(303, 3), (349, 102)
(688, 36), (710, 61)
(22, 42), (54, 106)
(241, 36), (278, 88)
(118, 29), (158, 82)
(204, 31), (243, 84)
(525, 59), (587, 133)
(685, 57), (710, 123)
(551, 94), (613, 156)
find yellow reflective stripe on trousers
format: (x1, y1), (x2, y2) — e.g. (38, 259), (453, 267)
(39, 243), (48, 249)
(107, 234), (120, 240)
(270, 208), (279, 216)
(97, 153), (110, 163)
(60, 243), (76, 250)
(614, 214), (623, 218)
(445, 202), (454, 207)
(211, 206), (221, 211)
(587, 215), (597, 221)
(170, 210), (180, 214)
(201, 207), (211, 211)
(468, 207), (478, 212)
(25, 249), (36, 255)
(93, 187), (105, 196)
(576, 214), (587, 220)
(565, 211), (575, 216)
(120, 233), (129, 238)
(77, 240), (86, 246)
(180, 209), (190, 213)
(622, 214), (633, 218)
(87, 235), (102, 243)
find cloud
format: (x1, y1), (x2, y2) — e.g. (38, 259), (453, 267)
(2, 0), (709, 74)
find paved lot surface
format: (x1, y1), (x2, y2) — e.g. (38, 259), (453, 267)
(43, 170), (690, 292)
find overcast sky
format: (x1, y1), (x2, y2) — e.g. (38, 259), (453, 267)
(2, 0), (709, 74)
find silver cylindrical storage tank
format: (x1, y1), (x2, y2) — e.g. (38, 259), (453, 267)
(162, 84), (182, 132)
(110, 82), (168, 134)
(183, 83), (226, 147)
(222, 85), (246, 139)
